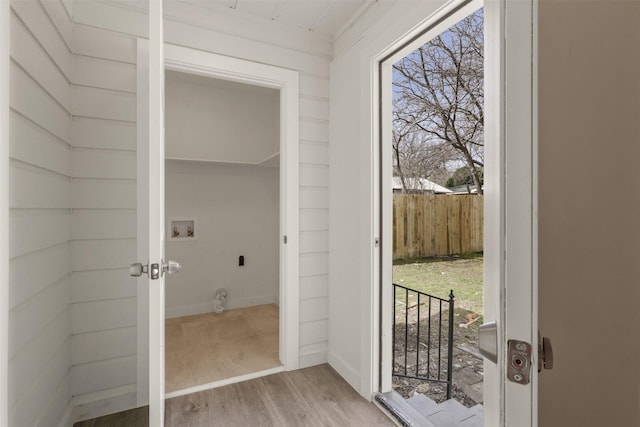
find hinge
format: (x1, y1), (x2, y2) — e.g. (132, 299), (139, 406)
(284, 235), (288, 244)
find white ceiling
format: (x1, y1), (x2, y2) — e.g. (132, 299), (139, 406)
(186, 0), (372, 40)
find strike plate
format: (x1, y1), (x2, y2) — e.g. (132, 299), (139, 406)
(507, 339), (532, 385)
(150, 263), (160, 280)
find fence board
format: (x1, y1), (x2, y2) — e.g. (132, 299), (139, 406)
(393, 194), (483, 260)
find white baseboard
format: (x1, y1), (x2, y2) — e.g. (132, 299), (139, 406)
(299, 342), (328, 369)
(70, 384), (137, 424)
(328, 351), (361, 395)
(165, 295), (277, 319)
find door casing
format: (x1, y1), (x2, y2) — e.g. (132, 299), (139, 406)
(136, 40), (300, 418)
(376, 0), (485, 394)
(372, 0), (538, 425)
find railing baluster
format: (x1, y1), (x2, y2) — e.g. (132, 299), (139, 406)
(404, 288), (409, 376)
(427, 295), (432, 379)
(438, 299), (443, 380)
(447, 290), (455, 400)
(392, 283), (455, 400)
(416, 293), (421, 377)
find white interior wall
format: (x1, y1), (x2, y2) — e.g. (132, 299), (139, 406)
(69, 9), (138, 422)
(164, 74), (280, 318)
(8, 1), (73, 425)
(63, 0), (331, 421)
(165, 72), (279, 164)
(329, 0), (455, 398)
(165, 160), (279, 318)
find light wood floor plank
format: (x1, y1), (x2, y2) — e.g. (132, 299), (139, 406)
(74, 365), (394, 426)
(165, 304), (281, 392)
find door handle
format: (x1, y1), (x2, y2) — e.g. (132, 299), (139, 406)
(130, 262), (148, 277)
(478, 320), (498, 364)
(162, 259), (181, 275)
(538, 333), (554, 372)
(130, 260), (180, 279)
(129, 262), (159, 279)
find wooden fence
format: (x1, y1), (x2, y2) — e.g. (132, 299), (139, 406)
(393, 194), (483, 260)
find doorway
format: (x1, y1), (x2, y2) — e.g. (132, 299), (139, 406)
(135, 42), (301, 406)
(381, 4), (486, 421)
(374, 0), (537, 425)
(163, 70), (282, 395)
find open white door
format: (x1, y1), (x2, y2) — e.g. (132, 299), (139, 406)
(132, 2), (172, 426)
(482, 0), (537, 425)
(377, 0), (537, 425)
(147, 1), (167, 425)
(135, 4), (299, 424)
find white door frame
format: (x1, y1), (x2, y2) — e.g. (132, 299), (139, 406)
(141, 2), (166, 424)
(485, 0), (538, 424)
(376, 0), (485, 394)
(373, 0), (537, 425)
(136, 41), (300, 408)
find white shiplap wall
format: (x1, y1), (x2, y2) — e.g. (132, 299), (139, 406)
(8, 0), (73, 426)
(329, 0), (456, 399)
(70, 15), (139, 420)
(68, 0), (331, 419)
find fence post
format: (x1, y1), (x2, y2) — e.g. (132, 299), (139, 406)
(447, 289), (455, 400)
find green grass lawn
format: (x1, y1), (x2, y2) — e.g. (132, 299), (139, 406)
(393, 254), (484, 315)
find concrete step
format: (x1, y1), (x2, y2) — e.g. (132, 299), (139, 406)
(407, 393), (440, 417)
(459, 414), (483, 427)
(375, 391), (437, 427)
(407, 393), (485, 427)
(427, 399), (474, 427)
(469, 404), (484, 417)
(382, 391), (484, 427)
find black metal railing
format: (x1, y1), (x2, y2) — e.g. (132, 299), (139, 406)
(392, 284), (455, 399)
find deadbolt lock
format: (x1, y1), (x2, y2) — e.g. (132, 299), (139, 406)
(507, 339), (532, 385)
(150, 263), (160, 280)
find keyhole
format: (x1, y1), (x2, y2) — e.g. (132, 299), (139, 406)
(512, 355), (527, 370)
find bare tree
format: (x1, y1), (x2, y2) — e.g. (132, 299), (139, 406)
(393, 9), (484, 194)
(393, 123), (452, 192)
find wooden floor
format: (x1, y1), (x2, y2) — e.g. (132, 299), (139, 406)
(74, 364), (395, 427)
(165, 304), (281, 392)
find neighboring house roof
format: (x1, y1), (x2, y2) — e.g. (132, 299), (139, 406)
(392, 176), (452, 194)
(447, 184), (484, 194)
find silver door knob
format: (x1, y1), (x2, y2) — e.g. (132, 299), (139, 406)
(130, 263), (148, 277)
(163, 260), (181, 275)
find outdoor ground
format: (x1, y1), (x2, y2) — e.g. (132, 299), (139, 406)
(392, 255), (484, 407)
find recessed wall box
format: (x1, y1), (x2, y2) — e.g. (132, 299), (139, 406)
(169, 218), (197, 241)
